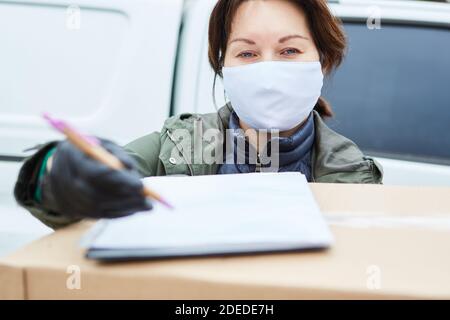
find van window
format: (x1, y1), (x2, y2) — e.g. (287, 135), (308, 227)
(323, 22), (450, 165)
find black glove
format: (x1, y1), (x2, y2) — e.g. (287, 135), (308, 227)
(40, 139), (153, 219)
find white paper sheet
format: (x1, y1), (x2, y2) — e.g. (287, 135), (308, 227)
(85, 172), (333, 251)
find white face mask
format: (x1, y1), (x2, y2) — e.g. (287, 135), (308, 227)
(222, 61), (324, 131)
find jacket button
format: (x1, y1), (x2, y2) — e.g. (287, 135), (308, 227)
(169, 157), (177, 165)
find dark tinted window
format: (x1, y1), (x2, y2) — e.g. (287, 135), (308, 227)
(323, 22), (450, 165)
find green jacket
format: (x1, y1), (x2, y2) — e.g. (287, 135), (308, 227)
(14, 104), (383, 229)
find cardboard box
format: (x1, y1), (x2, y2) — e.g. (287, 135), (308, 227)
(1, 184), (450, 300)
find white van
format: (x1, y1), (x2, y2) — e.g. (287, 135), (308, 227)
(1, 0), (449, 255)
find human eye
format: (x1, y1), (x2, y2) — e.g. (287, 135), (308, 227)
(237, 51), (257, 59)
(280, 48), (302, 57)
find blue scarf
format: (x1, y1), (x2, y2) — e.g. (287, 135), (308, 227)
(217, 112), (315, 181)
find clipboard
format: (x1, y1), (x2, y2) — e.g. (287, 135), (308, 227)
(82, 173), (333, 261)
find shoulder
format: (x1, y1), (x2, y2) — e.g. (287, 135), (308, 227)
(124, 132), (162, 176)
(123, 105), (232, 176)
(312, 111), (383, 184)
(161, 104), (232, 133)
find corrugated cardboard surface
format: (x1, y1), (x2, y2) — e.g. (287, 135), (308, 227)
(1, 184), (450, 300)
(0, 264), (25, 299)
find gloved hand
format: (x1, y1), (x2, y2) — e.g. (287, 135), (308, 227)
(39, 139), (153, 219)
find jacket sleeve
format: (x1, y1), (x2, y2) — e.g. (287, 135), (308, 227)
(14, 132), (163, 230)
(123, 132), (163, 177)
(314, 156), (384, 184)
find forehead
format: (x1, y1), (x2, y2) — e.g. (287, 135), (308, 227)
(229, 0), (311, 39)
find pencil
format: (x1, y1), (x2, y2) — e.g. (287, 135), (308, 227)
(43, 113), (174, 210)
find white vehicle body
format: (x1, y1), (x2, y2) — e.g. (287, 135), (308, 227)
(1, 0), (449, 255)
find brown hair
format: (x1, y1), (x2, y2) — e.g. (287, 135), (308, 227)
(208, 0), (347, 117)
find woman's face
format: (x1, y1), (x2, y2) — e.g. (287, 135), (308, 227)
(224, 0), (320, 68)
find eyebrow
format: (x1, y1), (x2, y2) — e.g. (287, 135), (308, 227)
(278, 34), (310, 43)
(229, 38), (256, 45)
(229, 34), (310, 45)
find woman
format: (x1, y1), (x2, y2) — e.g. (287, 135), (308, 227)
(15, 0), (383, 229)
